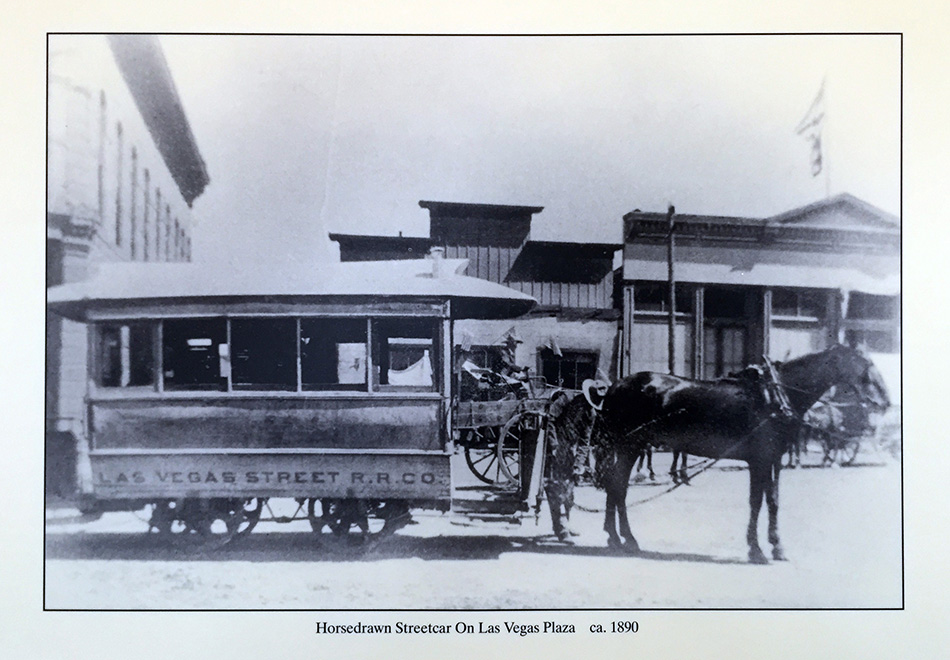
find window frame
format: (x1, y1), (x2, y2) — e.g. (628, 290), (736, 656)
(371, 317), (441, 393)
(632, 281), (695, 316)
(92, 320), (158, 391)
(537, 348), (599, 391)
(90, 313), (445, 396)
(770, 288), (825, 321)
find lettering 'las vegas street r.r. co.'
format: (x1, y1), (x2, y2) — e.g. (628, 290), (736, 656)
(96, 470), (438, 486)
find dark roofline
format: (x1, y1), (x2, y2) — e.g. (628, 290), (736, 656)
(522, 239), (622, 253)
(419, 200), (544, 217)
(624, 209), (765, 226)
(108, 35), (210, 206)
(328, 232), (433, 248)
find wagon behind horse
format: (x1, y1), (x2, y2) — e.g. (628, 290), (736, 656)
(585, 345), (890, 563)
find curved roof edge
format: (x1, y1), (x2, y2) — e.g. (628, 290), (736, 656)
(47, 258), (536, 321)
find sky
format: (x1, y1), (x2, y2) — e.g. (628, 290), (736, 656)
(158, 35), (901, 268)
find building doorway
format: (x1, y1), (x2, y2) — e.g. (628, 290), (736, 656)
(702, 287), (750, 378)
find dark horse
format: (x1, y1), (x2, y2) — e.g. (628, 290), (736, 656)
(591, 345), (890, 563)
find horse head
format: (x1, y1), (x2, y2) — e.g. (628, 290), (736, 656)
(827, 345), (891, 413)
(779, 344), (891, 415)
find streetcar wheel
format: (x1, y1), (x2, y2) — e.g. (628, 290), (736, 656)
(149, 498), (245, 549)
(307, 498), (410, 549)
(234, 498), (264, 538)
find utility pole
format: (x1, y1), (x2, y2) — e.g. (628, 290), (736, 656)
(666, 204), (676, 375)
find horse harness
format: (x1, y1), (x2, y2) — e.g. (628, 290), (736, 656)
(573, 358), (804, 512)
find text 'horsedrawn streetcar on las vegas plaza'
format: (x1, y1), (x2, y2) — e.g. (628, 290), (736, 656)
(48, 253), (569, 548)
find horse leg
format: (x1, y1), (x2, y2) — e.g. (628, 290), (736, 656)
(633, 450), (646, 483)
(646, 446), (655, 481)
(766, 462), (786, 560)
(603, 488), (623, 550)
(747, 464), (768, 564)
(679, 452), (691, 485)
(670, 451), (681, 484)
(614, 455), (640, 553)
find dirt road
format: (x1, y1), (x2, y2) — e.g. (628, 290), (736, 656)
(44, 452), (902, 610)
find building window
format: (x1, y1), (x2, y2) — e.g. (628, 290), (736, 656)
(300, 318), (368, 390)
(539, 349), (598, 390)
(772, 289), (823, 319)
(162, 318), (227, 390)
(230, 318), (297, 390)
(845, 329), (895, 353)
(372, 318), (438, 390)
(95, 322), (155, 388)
(847, 293), (897, 320)
(143, 170), (150, 261)
(633, 281), (693, 314)
(129, 148), (138, 259)
(460, 344), (505, 372)
(114, 122), (123, 246)
(154, 188), (162, 260)
(164, 205), (172, 261)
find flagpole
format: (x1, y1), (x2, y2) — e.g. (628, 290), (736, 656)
(824, 76), (831, 198)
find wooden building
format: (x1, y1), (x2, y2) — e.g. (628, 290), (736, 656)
(47, 35), (209, 497)
(620, 193), (900, 379)
(331, 201), (621, 389)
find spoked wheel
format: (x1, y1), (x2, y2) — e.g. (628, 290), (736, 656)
(498, 411), (539, 484)
(463, 427), (507, 484)
(839, 439), (861, 466)
(307, 498), (411, 550)
(234, 497), (264, 538)
(821, 433), (860, 467)
(148, 498), (249, 550)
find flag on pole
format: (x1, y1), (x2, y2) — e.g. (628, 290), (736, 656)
(795, 81), (825, 177)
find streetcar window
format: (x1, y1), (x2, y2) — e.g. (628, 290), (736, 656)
(300, 318), (367, 390)
(231, 318), (297, 390)
(95, 322), (155, 388)
(372, 318), (438, 390)
(162, 318), (227, 390)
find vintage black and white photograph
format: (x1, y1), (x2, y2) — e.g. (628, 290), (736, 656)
(43, 32), (902, 612)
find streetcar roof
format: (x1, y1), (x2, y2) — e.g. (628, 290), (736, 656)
(47, 257), (536, 320)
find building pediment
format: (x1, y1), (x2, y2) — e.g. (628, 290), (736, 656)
(767, 193), (899, 233)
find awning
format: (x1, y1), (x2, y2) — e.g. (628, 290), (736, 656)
(625, 259), (900, 296)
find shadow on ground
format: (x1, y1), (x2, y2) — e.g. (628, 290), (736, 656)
(45, 528), (749, 566)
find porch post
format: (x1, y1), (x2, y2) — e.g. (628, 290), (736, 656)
(693, 286), (704, 379)
(622, 282), (635, 377)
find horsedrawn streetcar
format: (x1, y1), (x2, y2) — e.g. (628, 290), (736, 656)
(47, 255), (564, 548)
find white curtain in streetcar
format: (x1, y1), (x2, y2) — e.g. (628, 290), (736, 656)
(387, 350), (433, 387)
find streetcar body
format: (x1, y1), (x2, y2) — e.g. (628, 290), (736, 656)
(48, 257), (536, 543)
